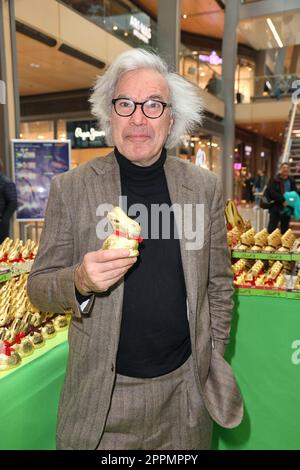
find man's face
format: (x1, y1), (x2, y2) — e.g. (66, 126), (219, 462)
(280, 165), (290, 179)
(111, 68), (173, 166)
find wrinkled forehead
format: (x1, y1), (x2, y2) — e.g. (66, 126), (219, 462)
(114, 68), (170, 100)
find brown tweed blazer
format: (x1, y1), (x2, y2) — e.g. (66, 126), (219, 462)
(27, 152), (243, 450)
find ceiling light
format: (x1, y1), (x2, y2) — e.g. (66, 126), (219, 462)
(113, 25), (118, 31)
(200, 72), (205, 77)
(124, 31), (128, 36)
(30, 63), (40, 68)
(38, 135), (44, 139)
(19, 133), (23, 138)
(183, 14), (188, 19)
(266, 18), (283, 48)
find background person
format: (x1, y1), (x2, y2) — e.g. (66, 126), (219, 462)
(254, 169), (267, 207)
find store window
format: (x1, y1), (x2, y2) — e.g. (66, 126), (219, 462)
(179, 134), (222, 177)
(20, 119), (112, 168)
(19, 121), (55, 140)
(235, 59), (255, 103)
(180, 51), (223, 99)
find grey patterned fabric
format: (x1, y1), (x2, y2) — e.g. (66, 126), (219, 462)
(58, 356), (212, 450)
(27, 152), (243, 450)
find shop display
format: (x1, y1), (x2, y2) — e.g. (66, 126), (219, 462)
(102, 206), (143, 256)
(0, 238), (69, 372)
(226, 200), (300, 298)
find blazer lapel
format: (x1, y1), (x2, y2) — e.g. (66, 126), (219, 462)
(86, 152), (124, 325)
(164, 156), (201, 318)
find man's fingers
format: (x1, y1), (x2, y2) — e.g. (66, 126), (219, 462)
(96, 273), (127, 293)
(94, 248), (131, 262)
(98, 257), (137, 273)
(100, 266), (132, 282)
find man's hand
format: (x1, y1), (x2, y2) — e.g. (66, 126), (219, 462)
(75, 249), (137, 295)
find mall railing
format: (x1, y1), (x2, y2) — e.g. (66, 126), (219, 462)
(281, 101), (298, 164)
(236, 74), (300, 104)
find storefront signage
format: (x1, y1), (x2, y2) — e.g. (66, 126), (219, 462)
(0, 80), (5, 105)
(130, 15), (151, 44)
(67, 120), (108, 149)
(234, 163), (242, 170)
(74, 127), (105, 142)
(199, 51), (222, 66)
(11, 139), (70, 221)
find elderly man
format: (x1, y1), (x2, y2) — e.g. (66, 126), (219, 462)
(27, 48), (243, 450)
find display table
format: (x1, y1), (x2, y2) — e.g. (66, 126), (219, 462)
(212, 294), (300, 450)
(1, 294), (299, 450)
(0, 330), (68, 450)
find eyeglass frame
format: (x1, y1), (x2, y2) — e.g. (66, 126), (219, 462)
(111, 98), (172, 119)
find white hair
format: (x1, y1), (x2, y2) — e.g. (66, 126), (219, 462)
(89, 48), (203, 148)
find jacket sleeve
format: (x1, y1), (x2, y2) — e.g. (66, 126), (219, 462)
(2, 181), (18, 222)
(208, 178), (234, 356)
(266, 179), (285, 204)
(27, 175), (93, 319)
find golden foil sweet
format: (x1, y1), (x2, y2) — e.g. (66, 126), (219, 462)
(102, 206), (142, 257)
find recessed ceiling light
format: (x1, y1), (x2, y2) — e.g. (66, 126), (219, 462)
(124, 31), (128, 36)
(113, 25), (118, 31)
(30, 63), (40, 68)
(266, 17), (283, 48)
(183, 14), (188, 19)
(38, 135), (44, 139)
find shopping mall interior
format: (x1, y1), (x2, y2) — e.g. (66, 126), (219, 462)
(1, 0), (300, 452)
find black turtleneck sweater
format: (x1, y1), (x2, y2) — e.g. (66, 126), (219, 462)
(115, 147), (191, 378)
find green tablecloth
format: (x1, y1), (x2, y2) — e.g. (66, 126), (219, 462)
(0, 330), (68, 450)
(213, 294), (300, 450)
(1, 295), (299, 450)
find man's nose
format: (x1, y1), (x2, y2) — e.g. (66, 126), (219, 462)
(130, 105), (147, 125)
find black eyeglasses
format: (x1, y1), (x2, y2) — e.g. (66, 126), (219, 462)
(112, 98), (171, 119)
